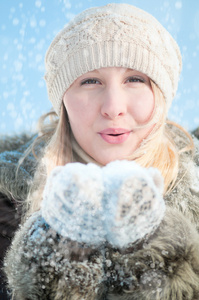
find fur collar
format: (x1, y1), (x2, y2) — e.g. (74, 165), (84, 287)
(0, 134), (38, 201)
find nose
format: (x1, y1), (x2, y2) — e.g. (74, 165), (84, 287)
(101, 87), (127, 119)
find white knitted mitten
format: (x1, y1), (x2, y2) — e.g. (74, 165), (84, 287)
(41, 162), (106, 245)
(102, 161), (165, 248)
(41, 161), (165, 248)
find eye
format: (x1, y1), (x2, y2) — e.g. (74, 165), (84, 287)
(80, 78), (101, 85)
(125, 76), (145, 83)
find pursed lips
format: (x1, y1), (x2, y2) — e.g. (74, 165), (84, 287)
(99, 128), (131, 134)
(98, 128), (131, 144)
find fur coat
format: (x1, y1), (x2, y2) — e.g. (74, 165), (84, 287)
(2, 126), (199, 300)
(0, 134), (38, 300)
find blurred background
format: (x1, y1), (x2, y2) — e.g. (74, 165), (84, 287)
(0, 0), (199, 135)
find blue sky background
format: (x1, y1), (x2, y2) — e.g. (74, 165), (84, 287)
(1, 0), (199, 135)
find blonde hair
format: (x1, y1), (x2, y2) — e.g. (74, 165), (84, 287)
(26, 81), (194, 214)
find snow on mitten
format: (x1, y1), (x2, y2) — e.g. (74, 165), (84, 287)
(102, 160), (165, 248)
(41, 163), (106, 245)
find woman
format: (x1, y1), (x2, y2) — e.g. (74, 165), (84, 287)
(3, 3), (199, 300)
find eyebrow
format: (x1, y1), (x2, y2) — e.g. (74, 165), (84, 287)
(126, 68), (134, 72)
(89, 69), (100, 74)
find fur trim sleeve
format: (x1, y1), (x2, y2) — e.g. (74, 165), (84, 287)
(108, 207), (199, 299)
(4, 211), (104, 300)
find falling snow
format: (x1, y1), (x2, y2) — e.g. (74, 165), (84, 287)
(0, 0), (199, 135)
(175, 1), (182, 9)
(1, 2), (199, 297)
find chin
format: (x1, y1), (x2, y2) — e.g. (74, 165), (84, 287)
(97, 155), (128, 166)
(91, 147), (136, 166)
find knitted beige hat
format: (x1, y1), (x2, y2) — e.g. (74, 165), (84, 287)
(44, 3), (182, 115)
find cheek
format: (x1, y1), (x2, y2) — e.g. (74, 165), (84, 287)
(130, 91), (154, 124)
(63, 98), (80, 129)
(63, 96), (95, 129)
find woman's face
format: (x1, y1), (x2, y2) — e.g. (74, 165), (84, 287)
(63, 67), (155, 165)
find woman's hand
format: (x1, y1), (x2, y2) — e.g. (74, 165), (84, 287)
(102, 160), (165, 247)
(41, 160), (165, 248)
(41, 163), (106, 245)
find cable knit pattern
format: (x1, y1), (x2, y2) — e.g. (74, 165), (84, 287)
(44, 3), (182, 115)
